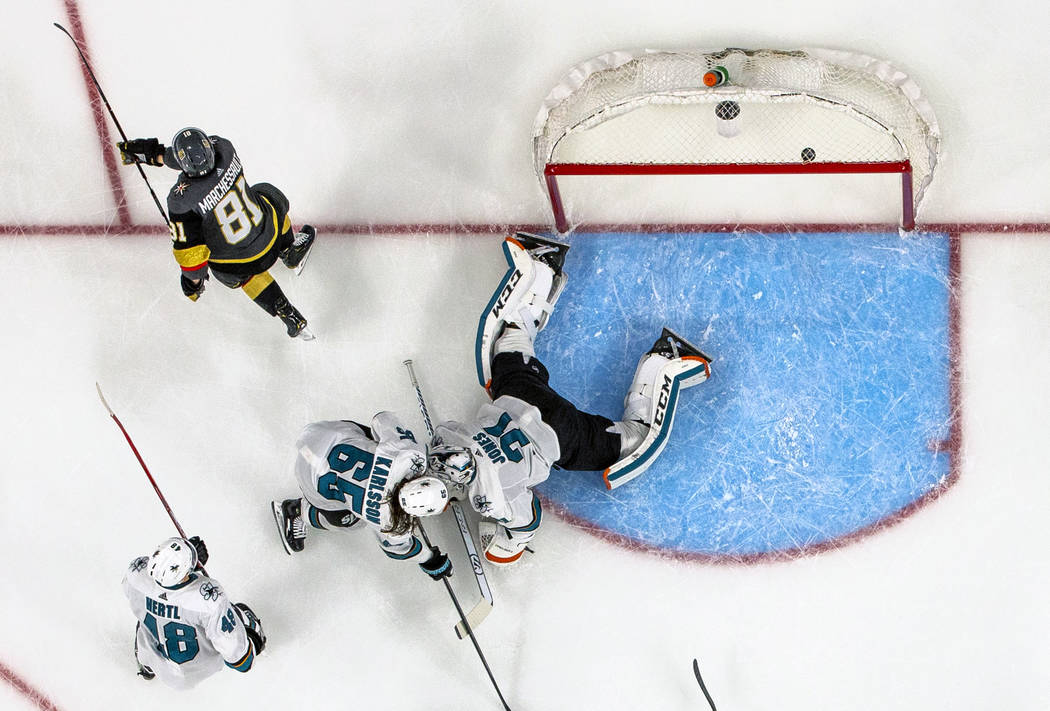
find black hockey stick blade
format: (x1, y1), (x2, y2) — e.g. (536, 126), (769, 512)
(692, 658), (718, 711)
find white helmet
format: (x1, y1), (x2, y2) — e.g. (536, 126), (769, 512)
(148, 537), (197, 588)
(428, 444), (476, 485)
(397, 476), (449, 517)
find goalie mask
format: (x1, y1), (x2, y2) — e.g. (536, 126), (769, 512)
(428, 444), (477, 485)
(171, 127), (216, 177)
(397, 476), (449, 517)
(148, 537), (197, 588)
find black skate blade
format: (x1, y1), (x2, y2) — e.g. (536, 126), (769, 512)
(271, 501), (294, 555)
(512, 231), (570, 251)
(292, 225), (316, 275)
(293, 246), (313, 276)
(511, 231), (570, 272)
(658, 327), (712, 363)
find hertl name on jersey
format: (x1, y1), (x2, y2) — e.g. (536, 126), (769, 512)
(198, 155), (244, 212)
(145, 595), (181, 619)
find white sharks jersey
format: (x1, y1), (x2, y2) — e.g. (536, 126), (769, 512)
(122, 557), (253, 690)
(293, 413), (430, 561)
(433, 395), (560, 529)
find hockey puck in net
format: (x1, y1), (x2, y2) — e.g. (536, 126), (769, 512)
(715, 101), (740, 121)
(801, 146), (816, 162)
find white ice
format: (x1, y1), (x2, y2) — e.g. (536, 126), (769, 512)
(1, 1), (1049, 710)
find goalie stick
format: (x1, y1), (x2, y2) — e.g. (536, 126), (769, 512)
(450, 498), (494, 639)
(402, 359), (494, 638)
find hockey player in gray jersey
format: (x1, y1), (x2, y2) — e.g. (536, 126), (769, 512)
(122, 536), (266, 689)
(117, 128), (315, 339)
(271, 412), (454, 582)
(404, 233), (713, 566)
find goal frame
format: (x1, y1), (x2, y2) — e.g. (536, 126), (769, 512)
(543, 160), (915, 232)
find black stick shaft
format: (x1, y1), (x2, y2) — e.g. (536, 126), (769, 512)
(403, 359), (434, 436)
(404, 360), (511, 709)
(54, 22), (170, 224)
(692, 658), (718, 711)
(417, 520), (511, 711)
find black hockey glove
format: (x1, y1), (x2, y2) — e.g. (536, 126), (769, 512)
(419, 547), (452, 581)
(117, 138), (165, 166)
(188, 536), (209, 568)
(234, 602), (267, 655)
(180, 274), (205, 301)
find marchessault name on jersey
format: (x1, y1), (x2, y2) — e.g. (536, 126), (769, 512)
(197, 154), (243, 212)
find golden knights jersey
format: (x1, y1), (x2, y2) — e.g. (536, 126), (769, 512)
(433, 395), (560, 529)
(293, 413), (430, 561)
(166, 136), (283, 279)
(122, 556), (253, 690)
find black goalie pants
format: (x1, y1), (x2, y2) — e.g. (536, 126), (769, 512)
(489, 351), (621, 472)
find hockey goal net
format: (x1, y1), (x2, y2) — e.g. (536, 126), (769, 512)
(533, 48), (940, 231)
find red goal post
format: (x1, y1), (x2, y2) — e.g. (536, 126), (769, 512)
(533, 48), (940, 232)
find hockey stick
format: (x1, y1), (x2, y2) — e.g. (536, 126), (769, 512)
(450, 498), (494, 639)
(96, 383), (208, 576)
(415, 520), (511, 711)
(692, 658), (718, 711)
(403, 359), (494, 638)
(54, 22), (170, 225)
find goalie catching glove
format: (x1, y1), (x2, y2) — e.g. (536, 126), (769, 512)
(117, 138), (165, 166)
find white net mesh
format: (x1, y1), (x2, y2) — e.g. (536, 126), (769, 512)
(534, 48), (941, 213)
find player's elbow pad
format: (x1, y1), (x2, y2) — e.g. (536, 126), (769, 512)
(225, 644), (255, 673)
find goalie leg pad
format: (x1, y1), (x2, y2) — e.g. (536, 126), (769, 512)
(475, 233), (570, 388)
(604, 328), (712, 490)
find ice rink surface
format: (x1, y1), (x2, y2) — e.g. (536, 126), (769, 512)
(2, 1), (1050, 710)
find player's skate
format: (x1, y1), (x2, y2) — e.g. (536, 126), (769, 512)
(271, 498), (307, 554)
(479, 520), (534, 567)
(281, 224), (316, 274)
(275, 296), (314, 340)
(604, 328), (712, 490)
(475, 232), (570, 388)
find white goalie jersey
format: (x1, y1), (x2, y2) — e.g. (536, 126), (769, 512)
(122, 558), (253, 690)
(433, 395), (560, 529)
(293, 413), (430, 561)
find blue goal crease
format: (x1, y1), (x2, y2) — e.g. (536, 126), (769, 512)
(534, 230), (953, 557)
